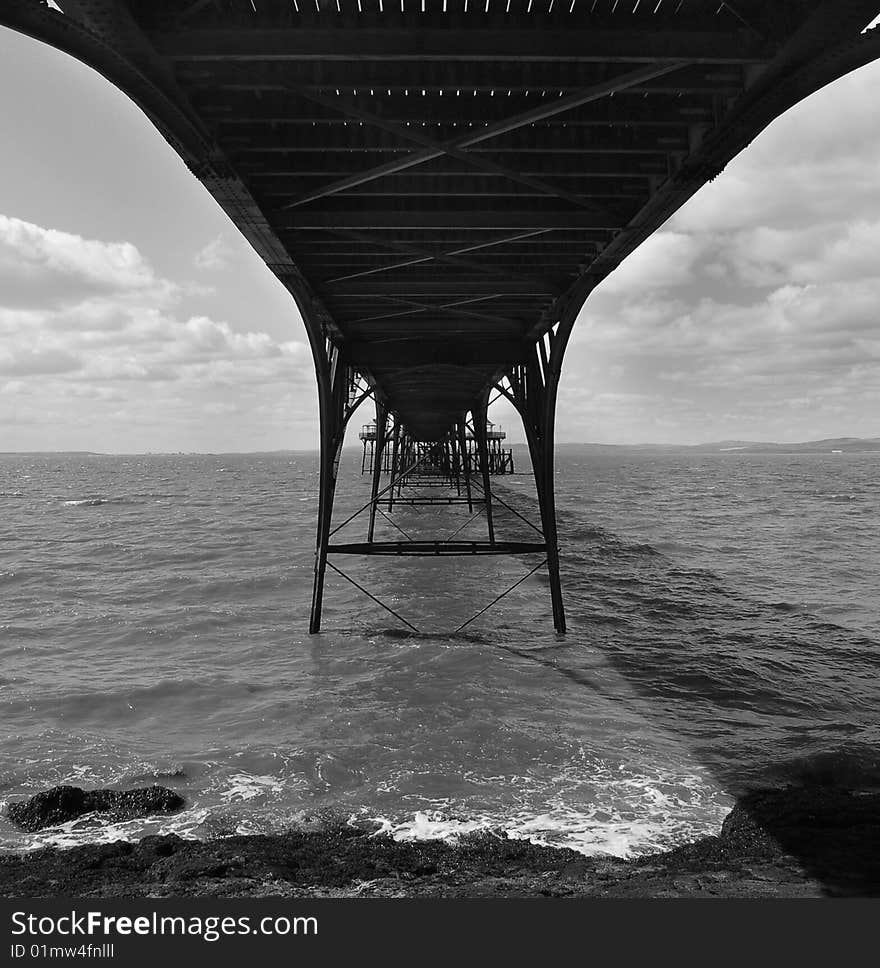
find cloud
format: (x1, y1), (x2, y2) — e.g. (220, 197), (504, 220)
(720, 219), (880, 288)
(559, 60), (880, 443)
(0, 214), (315, 450)
(594, 231), (701, 295)
(0, 215), (170, 308)
(194, 235), (230, 271)
(0, 344), (79, 377)
(5, 56), (880, 450)
(0, 215), (310, 383)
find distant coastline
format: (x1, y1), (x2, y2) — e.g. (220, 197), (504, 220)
(2, 437), (879, 456)
(555, 436), (880, 455)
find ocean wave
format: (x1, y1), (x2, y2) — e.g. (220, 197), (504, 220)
(364, 794), (729, 860)
(62, 497), (135, 508)
(1, 807), (211, 853)
(2, 449), (878, 866)
(127, 767), (188, 783)
(768, 745), (880, 789)
(221, 773), (286, 803)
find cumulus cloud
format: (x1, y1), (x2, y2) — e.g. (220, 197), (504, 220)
(5, 57), (880, 451)
(0, 215), (309, 381)
(194, 235), (231, 271)
(0, 215), (170, 308)
(563, 60), (880, 444)
(595, 231), (702, 295)
(0, 214), (314, 451)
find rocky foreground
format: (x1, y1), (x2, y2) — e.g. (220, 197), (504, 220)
(2, 786), (879, 898)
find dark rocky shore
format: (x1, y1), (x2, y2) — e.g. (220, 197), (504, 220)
(2, 786), (879, 898)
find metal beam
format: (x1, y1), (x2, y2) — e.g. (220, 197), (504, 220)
(197, 95), (715, 128)
(275, 210), (624, 230)
(269, 84), (627, 219)
(223, 125), (688, 156)
(343, 293), (521, 329)
(366, 401), (388, 544)
(178, 68), (742, 95)
(173, 0), (217, 26)
(155, 28), (774, 64)
(328, 541), (547, 557)
(345, 340), (528, 368)
(321, 227), (558, 290)
(242, 157), (664, 178)
(279, 62), (687, 210)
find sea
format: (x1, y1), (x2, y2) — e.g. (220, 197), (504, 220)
(1, 447), (879, 857)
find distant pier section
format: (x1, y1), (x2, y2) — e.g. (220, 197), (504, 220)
(360, 418), (513, 477)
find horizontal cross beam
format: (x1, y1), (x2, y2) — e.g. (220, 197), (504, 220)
(344, 340), (528, 367)
(322, 227), (557, 289)
(187, 70), (744, 95)
(341, 291), (521, 328)
(155, 29), (774, 65)
(327, 541), (547, 556)
(196, 94), (715, 128)
(275, 211), (622, 229)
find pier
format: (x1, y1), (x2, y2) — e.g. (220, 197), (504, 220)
(4, 0), (879, 631)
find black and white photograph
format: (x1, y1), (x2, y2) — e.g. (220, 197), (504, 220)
(1, 0), (879, 949)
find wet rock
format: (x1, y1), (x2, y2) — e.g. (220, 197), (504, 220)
(719, 802), (781, 855)
(6, 785), (185, 832)
(1, 785), (878, 897)
(136, 834), (186, 859)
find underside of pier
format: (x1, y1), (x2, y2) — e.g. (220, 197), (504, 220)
(3, 0), (879, 631)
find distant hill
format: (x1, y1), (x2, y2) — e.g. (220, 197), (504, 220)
(559, 437), (880, 454)
(692, 437), (880, 453)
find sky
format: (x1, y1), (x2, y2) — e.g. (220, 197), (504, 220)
(1, 24), (879, 452)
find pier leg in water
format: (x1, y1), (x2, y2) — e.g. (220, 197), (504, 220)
(473, 394), (496, 544)
(387, 419), (401, 513)
(457, 422), (474, 513)
(503, 309), (580, 633)
(367, 402), (389, 543)
(307, 343), (373, 633)
(309, 345), (345, 633)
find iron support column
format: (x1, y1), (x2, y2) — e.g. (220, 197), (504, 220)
(520, 359), (565, 633)
(457, 422), (474, 513)
(387, 419), (401, 512)
(505, 301), (581, 633)
(473, 396), (496, 544)
(367, 401), (389, 543)
(309, 345), (348, 634)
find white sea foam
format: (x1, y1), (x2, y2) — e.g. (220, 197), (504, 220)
(221, 773), (286, 803)
(363, 762), (731, 859)
(6, 807), (212, 853)
(367, 796), (727, 859)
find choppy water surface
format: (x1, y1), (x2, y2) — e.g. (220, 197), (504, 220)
(1, 449), (878, 856)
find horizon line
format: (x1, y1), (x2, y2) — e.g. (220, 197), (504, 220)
(2, 434), (879, 457)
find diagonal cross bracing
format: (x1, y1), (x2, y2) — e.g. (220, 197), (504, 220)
(271, 84), (629, 218)
(280, 61), (689, 211)
(344, 293), (519, 329)
(322, 228), (560, 291)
